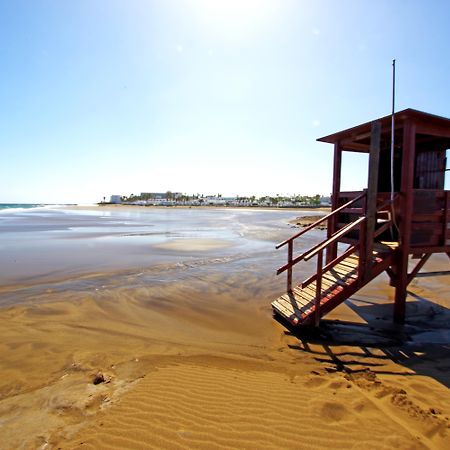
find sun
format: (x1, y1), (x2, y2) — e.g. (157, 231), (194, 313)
(187, 0), (282, 39)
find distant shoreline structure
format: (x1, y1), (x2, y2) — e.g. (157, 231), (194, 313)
(98, 202), (331, 211)
(102, 192), (332, 209)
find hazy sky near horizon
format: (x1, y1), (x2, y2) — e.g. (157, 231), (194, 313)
(1, 0), (449, 203)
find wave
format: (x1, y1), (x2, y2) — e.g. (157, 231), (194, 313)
(0, 203), (71, 213)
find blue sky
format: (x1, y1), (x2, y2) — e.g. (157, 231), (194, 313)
(1, 0), (449, 203)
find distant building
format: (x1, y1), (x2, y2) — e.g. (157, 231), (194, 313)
(320, 196), (331, 206)
(140, 192), (182, 200)
(110, 195), (122, 204)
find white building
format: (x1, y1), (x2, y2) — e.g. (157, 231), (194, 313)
(110, 195), (122, 204)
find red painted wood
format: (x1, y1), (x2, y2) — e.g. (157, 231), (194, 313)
(315, 250), (323, 326)
(394, 120), (416, 324)
(287, 241), (293, 292)
(328, 143), (342, 263)
(274, 109), (450, 328)
(443, 191), (449, 246)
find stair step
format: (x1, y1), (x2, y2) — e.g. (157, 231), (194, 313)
(272, 241), (396, 326)
(331, 264), (358, 279)
(339, 259), (359, 269)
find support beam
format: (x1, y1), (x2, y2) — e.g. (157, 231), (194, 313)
(327, 143), (342, 264)
(394, 120), (416, 324)
(407, 253), (431, 285)
(363, 121), (381, 281)
(443, 191), (449, 246)
(385, 267), (396, 286)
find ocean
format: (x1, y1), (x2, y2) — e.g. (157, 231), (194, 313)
(0, 205), (325, 305)
(0, 203), (46, 210)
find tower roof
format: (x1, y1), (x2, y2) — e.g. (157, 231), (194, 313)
(317, 109), (450, 152)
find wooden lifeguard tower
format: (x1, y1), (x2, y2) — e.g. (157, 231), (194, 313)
(272, 109), (450, 327)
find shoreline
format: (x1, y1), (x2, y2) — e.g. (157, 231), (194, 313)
(94, 203), (332, 212)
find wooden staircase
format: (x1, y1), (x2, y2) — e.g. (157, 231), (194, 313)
(272, 192), (398, 326)
(272, 244), (394, 326)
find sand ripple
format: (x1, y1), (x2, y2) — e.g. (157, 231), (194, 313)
(56, 360), (442, 450)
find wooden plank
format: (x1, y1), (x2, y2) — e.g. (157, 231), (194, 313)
(289, 291), (312, 309)
(372, 242), (394, 253)
(302, 283), (336, 302)
(322, 273), (347, 287)
(321, 270), (342, 282)
(341, 208), (364, 214)
(394, 119), (416, 324)
(276, 298), (295, 314)
(364, 121), (381, 281)
(292, 298), (315, 313)
(304, 216), (366, 261)
(330, 265), (358, 280)
(443, 191), (449, 246)
(407, 253), (431, 285)
(412, 213), (445, 222)
(328, 143), (342, 263)
(272, 300), (293, 318)
(314, 277), (336, 290)
(409, 244), (450, 254)
(279, 292), (305, 309)
(302, 284), (320, 298)
(339, 258), (359, 269)
(287, 241), (293, 292)
(292, 286), (313, 300)
(315, 250), (324, 326)
(278, 296), (304, 314)
(292, 295), (311, 309)
(272, 300), (292, 316)
(301, 246), (358, 289)
(415, 122), (450, 139)
(332, 265), (358, 278)
(412, 222), (447, 231)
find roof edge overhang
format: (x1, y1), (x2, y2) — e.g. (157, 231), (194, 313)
(317, 109), (450, 148)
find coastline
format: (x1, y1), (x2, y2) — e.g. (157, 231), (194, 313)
(74, 203), (332, 213)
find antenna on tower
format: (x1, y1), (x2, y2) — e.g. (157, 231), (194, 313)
(390, 59), (396, 202)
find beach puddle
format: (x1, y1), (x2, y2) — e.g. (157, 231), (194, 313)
(153, 238), (233, 252)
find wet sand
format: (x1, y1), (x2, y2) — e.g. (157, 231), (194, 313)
(0, 207), (449, 449)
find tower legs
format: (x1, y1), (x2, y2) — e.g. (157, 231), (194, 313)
(393, 252), (408, 324)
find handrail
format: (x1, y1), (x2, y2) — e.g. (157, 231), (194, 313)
(277, 214), (365, 275)
(303, 216), (366, 261)
(275, 189), (399, 298)
(303, 195), (398, 264)
(275, 191), (366, 249)
(301, 243), (360, 289)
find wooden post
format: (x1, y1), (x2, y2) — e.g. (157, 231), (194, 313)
(287, 240), (293, 292)
(315, 250), (323, 326)
(327, 143), (342, 264)
(364, 121), (381, 281)
(443, 190), (449, 246)
(358, 213), (367, 286)
(394, 120), (416, 324)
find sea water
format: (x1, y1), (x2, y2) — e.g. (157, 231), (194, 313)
(0, 206), (325, 304)
(0, 203), (45, 210)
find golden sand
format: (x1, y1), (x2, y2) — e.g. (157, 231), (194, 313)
(0, 260), (449, 449)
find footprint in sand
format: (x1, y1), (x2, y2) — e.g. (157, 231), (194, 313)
(320, 401), (348, 421)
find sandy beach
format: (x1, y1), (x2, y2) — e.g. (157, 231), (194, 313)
(0, 206), (449, 449)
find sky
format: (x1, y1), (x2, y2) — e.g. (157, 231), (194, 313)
(1, 0), (449, 203)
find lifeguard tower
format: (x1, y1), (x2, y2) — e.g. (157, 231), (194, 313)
(272, 109), (450, 326)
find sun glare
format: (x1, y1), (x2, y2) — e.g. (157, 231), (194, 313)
(187, 0), (282, 38)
